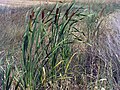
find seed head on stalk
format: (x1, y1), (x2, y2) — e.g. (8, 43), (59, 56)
(42, 10), (45, 23)
(55, 8), (59, 23)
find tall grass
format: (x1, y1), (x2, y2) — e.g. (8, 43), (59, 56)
(1, 2), (86, 89)
(21, 2), (87, 89)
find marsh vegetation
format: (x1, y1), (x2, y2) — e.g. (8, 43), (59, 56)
(0, 1), (120, 90)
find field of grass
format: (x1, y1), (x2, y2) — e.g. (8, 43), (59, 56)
(0, 1), (120, 90)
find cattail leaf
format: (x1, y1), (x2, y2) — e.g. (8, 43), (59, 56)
(62, 3), (75, 20)
(8, 74), (14, 90)
(65, 52), (77, 74)
(44, 4), (57, 21)
(54, 60), (64, 69)
(42, 67), (46, 84)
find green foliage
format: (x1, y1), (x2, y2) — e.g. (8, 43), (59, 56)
(19, 2), (85, 89)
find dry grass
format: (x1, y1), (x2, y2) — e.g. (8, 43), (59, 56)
(93, 11), (120, 84)
(0, 6), (32, 50)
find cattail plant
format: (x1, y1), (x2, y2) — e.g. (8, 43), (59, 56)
(15, 2), (85, 89)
